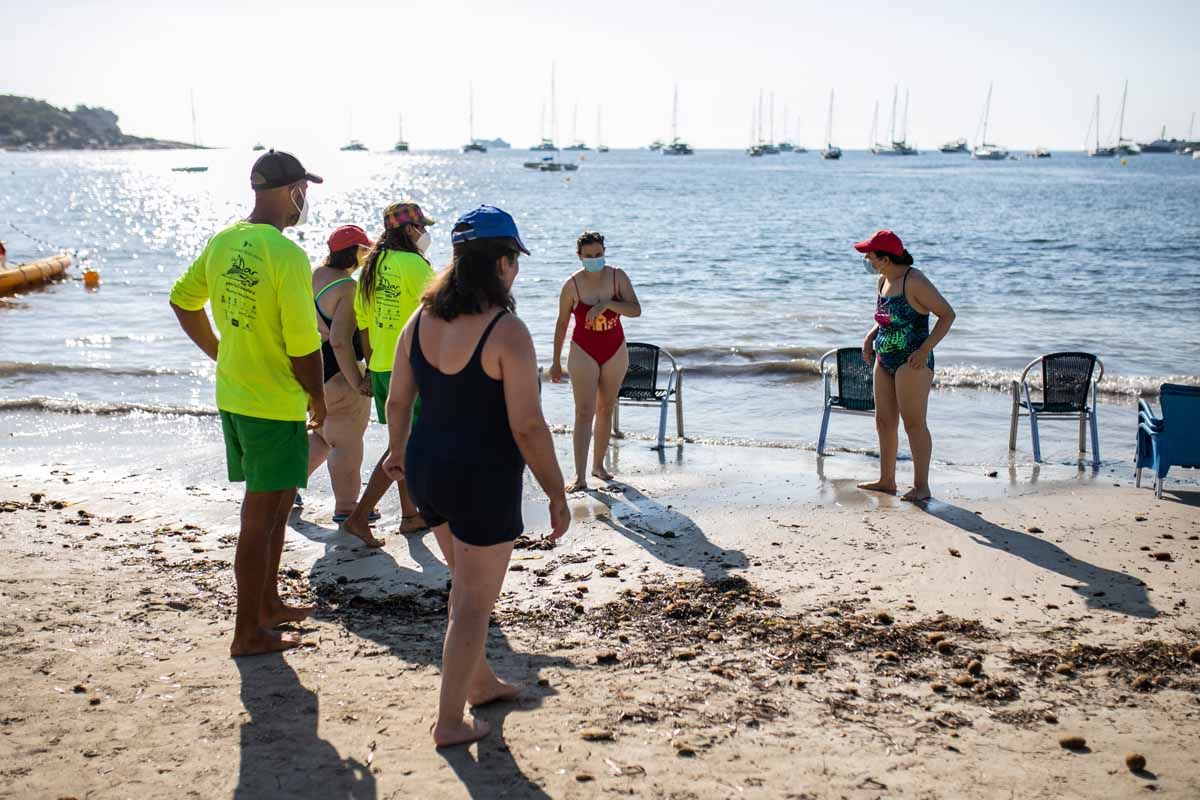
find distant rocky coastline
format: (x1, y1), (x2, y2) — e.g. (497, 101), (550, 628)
(0, 95), (200, 151)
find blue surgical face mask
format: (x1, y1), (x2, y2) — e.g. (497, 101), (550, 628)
(863, 257), (876, 274)
(581, 256), (606, 273)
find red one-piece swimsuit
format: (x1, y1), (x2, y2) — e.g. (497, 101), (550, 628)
(570, 270), (625, 365)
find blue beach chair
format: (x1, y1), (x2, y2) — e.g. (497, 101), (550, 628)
(817, 347), (875, 456)
(1008, 352), (1104, 466)
(1136, 384), (1200, 499)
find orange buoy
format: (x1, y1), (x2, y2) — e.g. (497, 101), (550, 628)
(0, 254), (73, 296)
(83, 269), (101, 289)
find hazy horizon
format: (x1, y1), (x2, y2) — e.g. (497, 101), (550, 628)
(4, 0), (1198, 151)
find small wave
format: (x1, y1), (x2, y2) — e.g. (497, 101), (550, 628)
(0, 396), (217, 417)
(0, 361), (190, 379)
(669, 345), (829, 361)
(932, 367), (1199, 399)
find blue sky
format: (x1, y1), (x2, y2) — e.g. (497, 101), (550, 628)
(3, 0), (1197, 150)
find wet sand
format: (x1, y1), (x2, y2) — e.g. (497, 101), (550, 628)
(1, 410), (1198, 799)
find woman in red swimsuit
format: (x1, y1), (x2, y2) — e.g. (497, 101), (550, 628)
(549, 231), (642, 491)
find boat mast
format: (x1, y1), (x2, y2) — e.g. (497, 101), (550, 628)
(981, 82), (992, 146)
(1117, 79), (1128, 144)
(672, 84), (679, 144)
(889, 85), (897, 145)
(1095, 95), (1101, 150)
(550, 63), (558, 146)
(468, 82), (475, 143)
(826, 90), (834, 148)
(597, 106), (603, 148)
(398, 113), (404, 142)
(571, 104), (578, 145)
(190, 90), (198, 147)
(757, 89), (763, 145)
(871, 100), (879, 149)
(902, 89), (910, 144)
(782, 103), (788, 145)
(770, 91), (776, 145)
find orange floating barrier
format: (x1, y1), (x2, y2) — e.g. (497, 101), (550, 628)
(0, 254), (74, 296)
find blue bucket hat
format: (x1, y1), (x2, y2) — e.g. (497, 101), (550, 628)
(450, 205), (530, 255)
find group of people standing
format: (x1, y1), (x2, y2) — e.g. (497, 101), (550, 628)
(168, 149), (952, 748)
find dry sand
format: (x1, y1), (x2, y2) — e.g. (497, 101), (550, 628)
(1, 413), (1198, 799)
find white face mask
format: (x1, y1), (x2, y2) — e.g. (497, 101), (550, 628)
(291, 186), (310, 226)
(416, 230), (431, 253)
(863, 257), (876, 274)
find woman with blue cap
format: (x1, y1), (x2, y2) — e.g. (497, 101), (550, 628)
(382, 205), (570, 748)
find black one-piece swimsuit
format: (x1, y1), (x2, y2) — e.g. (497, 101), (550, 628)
(404, 309), (526, 546)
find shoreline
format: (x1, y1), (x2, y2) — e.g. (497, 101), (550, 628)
(1, 422), (1198, 798)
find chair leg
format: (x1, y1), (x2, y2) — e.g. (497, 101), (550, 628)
(1155, 475), (1163, 500)
(655, 398), (668, 450)
(1089, 410), (1100, 468)
(818, 404), (832, 457)
(612, 401), (622, 439)
(1029, 410), (1042, 463)
(1078, 412), (1087, 454)
(674, 372), (684, 439)
(1008, 382), (1019, 451)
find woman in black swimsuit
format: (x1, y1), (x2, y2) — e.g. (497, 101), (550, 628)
(305, 225), (372, 520)
(382, 205), (570, 749)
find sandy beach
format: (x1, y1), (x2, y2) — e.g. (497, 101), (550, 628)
(1, 410), (1197, 799)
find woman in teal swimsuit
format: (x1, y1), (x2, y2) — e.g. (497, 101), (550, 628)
(854, 230), (955, 502)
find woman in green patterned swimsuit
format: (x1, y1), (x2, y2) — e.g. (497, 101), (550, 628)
(854, 230), (956, 502)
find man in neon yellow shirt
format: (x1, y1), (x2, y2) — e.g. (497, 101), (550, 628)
(169, 149), (326, 657)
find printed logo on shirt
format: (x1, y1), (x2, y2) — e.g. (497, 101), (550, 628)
(377, 275), (403, 299)
(224, 255), (260, 289)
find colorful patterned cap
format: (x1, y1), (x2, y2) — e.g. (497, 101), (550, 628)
(383, 202), (435, 230)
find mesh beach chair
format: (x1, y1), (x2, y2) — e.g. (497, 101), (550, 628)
(1008, 352), (1104, 466)
(817, 348), (875, 456)
(612, 343), (684, 450)
(1136, 384), (1200, 499)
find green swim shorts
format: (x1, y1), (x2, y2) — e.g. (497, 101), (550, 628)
(370, 370), (420, 425)
(219, 410), (308, 494)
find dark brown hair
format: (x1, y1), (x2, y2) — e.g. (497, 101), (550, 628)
(322, 245), (359, 271)
(874, 249), (914, 267)
(576, 230), (605, 253)
(422, 227), (518, 321)
(358, 226), (430, 305)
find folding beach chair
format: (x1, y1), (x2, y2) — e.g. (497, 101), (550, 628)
(1136, 384), (1200, 499)
(1008, 352), (1104, 466)
(612, 343), (683, 450)
(817, 347), (875, 456)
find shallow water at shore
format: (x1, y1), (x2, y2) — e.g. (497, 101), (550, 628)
(2, 148), (1198, 467)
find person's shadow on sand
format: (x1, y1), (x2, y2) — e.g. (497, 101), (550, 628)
(920, 499), (1158, 618)
(234, 655), (376, 799)
(588, 482), (748, 584)
(288, 514), (572, 796)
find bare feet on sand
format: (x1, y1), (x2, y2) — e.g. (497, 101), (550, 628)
(230, 628), (301, 657)
(900, 486), (932, 502)
(260, 601), (315, 628)
(432, 716), (492, 748)
(591, 466), (614, 482)
(399, 514), (429, 535)
(857, 480), (897, 494)
(468, 676), (522, 708)
(338, 519), (386, 548)
(566, 478), (588, 493)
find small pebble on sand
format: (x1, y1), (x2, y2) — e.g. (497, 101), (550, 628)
(936, 640), (955, 654)
(579, 728), (614, 741)
(1026, 525), (1043, 534)
(954, 674), (976, 688)
(1188, 646), (1200, 665)
(967, 660), (983, 676)
(1125, 753), (1147, 772)
(1058, 736), (1087, 750)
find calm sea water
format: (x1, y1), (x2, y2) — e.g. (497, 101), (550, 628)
(2, 148), (1198, 468)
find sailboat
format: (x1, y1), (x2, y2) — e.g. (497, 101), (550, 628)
(252, 142), (266, 152)
(662, 84), (694, 155)
(531, 65), (560, 151)
(1180, 113), (1196, 155)
(596, 107), (609, 153)
(940, 138), (968, 153)
(462, 83), (487, 153)
(872, 86), (917, 155)
(1086, 95), (1116, 157)
(393, 113), (409, 152)
(777, 103), (795, 152)
(821, 89), (842, 160)
(747, 103), (764, 157)
(564, 104), (590, 151)
(1115, 81), (1141, 155)
(340, 108), (368, 151)
(173, 91), (209, 172)
(971, 82), (1009, 160)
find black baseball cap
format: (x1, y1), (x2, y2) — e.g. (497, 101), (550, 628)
(250, 149), (323, 191)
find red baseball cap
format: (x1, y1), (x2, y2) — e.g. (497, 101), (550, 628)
(853, 229), (904, 257)
(327, 224), (372, 252)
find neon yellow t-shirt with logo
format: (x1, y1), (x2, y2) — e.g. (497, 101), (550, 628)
(169, 221), (322, 422)
(354, 249), (435, 373)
